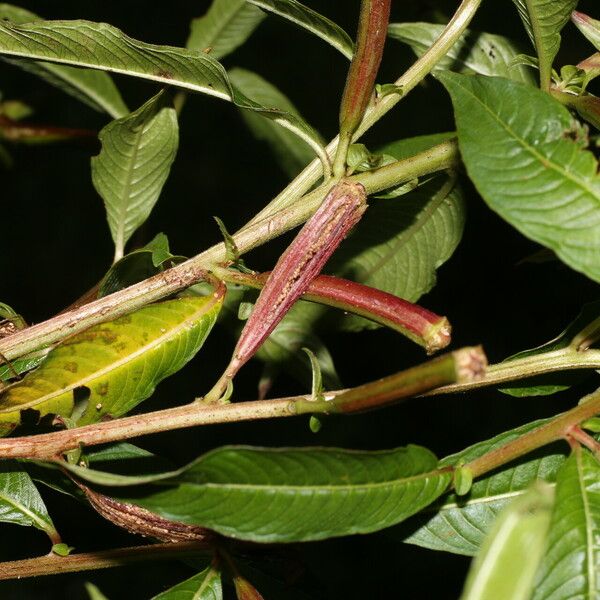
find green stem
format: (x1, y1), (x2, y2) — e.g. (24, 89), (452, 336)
(424, 347), (600, 396)
(0, 345), (482, 460)
(0, 541), (209, 581)
(0, 143), (456, 363)
(297, 346), (485, 414)
(332, 132), (352, 177)
(465, 387), (600, 479)
(353, 139), (458, 193)
(243, 0), (482, 227)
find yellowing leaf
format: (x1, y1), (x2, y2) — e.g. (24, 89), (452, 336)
(0, 293), (223, 435)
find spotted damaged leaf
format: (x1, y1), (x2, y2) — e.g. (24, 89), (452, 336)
(0, 290), (224, 436)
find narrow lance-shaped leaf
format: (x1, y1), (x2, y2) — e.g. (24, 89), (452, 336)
(248, 0), (354, 60)
(229, 68), (320, 177)
(0, 465), (60, 544)
(439, 72), (600, 284)
(91, 91), (179, 262)
(187, 0), (265, 59)
(0, 290), (224, 436)
(0, 18), (328, 169)
(460, 483), (554, 600)
(153, 565), (222, 600)
(388, 22), (534, 84)
(532, 447), (600, 600)
(116, 445), (453, 543)
(0, 4), (127, 118)
(205, 181), (367, 400)
(510, 0), (578, 90)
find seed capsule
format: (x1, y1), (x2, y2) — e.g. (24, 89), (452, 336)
(205, 181), (367, 401)
(234, 181), (367, 370)
(339, 0), (392, 138)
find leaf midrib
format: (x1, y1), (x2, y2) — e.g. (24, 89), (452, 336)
(0, 489), (51, 532)
(114, 117), (146, 256)
(357, 175), (457, 283)
(455, 77), (600, 204)
(171, 467), (450, 493)
(0, 21), (232, 101)
(195, 568), (219, 598)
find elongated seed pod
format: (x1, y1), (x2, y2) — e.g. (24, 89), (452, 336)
(230, 181), (367, 379)
(339, 0), (391, 138)
(222, 270), (451, 354)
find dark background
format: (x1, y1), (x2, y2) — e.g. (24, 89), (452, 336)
(0, 1), (598, 598)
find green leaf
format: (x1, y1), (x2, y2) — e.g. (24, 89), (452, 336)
(329, 135), (465, 331)
(572, 11), (600, 52)
(229, 68), (319, 177)
(499, 301), (600, 397)
(532, 448), (600, 600)
(247, 0), (354, 60)
(153, 565), (222, 600)
(0, 464), (58, 541)
(0, 18), (328, 169)
(0, 294), (223, 436)
(460, 483), (554, 600)
(439, 72), (600, 284)
(92, 92), (179, 262)
(98, 233), (185, 298)
(388, 22), (534, 85)
(403, 418), (566, 556)
(0, 4), (127, 118)
(119, 445), (452, 543)
(510, 0), (577, 89)
(187, 0), (265, 59)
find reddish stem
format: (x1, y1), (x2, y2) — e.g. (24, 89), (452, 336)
(222, 270), (450, 353)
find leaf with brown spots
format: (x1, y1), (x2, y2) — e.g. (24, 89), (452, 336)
(0, 290), (224, 436)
